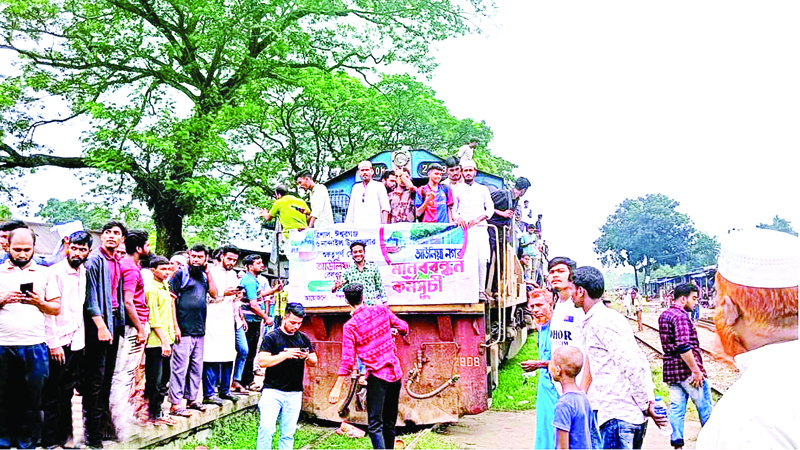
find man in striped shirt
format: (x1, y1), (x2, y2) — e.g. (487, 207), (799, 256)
(328, 283), (409, 449)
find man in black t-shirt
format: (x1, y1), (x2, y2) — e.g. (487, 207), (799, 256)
(487, 177), (531, 293)
(256, 303), (317, 450)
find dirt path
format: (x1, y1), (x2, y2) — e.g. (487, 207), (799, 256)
(442, 410), (535, 449)
(441, 409), (702, 449)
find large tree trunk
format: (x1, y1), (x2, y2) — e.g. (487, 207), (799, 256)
(151, 198), (188, 256)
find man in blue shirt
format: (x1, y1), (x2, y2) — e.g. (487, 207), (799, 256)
(238, 254), (283, 391)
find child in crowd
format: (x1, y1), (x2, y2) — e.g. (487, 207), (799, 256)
(550, 346), (594, 449)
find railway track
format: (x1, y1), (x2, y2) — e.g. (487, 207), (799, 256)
(628, 316), (718, 358)
(626, 316), (731, 396)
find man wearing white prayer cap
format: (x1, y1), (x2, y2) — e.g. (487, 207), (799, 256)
(696, 228), (799, 449)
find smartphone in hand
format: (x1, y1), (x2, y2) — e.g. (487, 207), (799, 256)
(20, 282), (33, 295)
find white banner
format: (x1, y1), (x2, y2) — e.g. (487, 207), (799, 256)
(288, 223), (479, 306)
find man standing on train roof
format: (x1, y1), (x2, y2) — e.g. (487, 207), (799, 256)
(332, 241), (387, 306)
(696, 228), (798, 449)
(259, 185), (309, 234)
(345, 160), (390, 225)
(658, 283), (712, 450)
(456, 138), (479, 166)
(452, 160), (494, 299)
(486, 177), (531, 292)
(295, 169), (334, 229)
(415, 163), (453, 224)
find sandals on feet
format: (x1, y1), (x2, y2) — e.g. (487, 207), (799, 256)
(169, 408), (192, 417)
(187, 403), (208, 412)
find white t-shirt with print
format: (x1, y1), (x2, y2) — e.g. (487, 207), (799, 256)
(549, 297), (586, 394)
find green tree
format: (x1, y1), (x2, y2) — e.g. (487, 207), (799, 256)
(757, 215), (798, 237)
(0, 0), (492, 255)
(0, 204), (10, 220)
(593, 194), (695, 288)
(686, 231), (720, 267)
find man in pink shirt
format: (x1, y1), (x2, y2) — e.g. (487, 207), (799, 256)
(111, 230), (151, 438)
(328, 283), (409, 449)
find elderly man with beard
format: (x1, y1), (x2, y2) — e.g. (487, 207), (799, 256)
(520, 289), (563, 448)
(658, 283), (712, 450)
(346, 160), (390, 225)
(168, 244), (219, 416)
(0, 228), (60, 448)
(696, 228), (798, 449)
(82, 221), (127, 446)
(40, 231), (92, 448)
(572, 266), (666, 449)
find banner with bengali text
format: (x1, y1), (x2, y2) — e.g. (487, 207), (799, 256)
(288, 223), (478, 306)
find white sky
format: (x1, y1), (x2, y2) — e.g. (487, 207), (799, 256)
(9, 0), (800, 272)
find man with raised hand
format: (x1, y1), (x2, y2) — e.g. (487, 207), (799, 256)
(168, 243), (219, 417)
(328, 283), (409, 450)
(203, 245), (243, 406)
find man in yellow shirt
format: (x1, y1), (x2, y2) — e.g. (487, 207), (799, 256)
(143, 257), (177, 425)
(259, 185), (310, 234)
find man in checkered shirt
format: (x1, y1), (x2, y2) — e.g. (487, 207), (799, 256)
(658, 283), (712, 449)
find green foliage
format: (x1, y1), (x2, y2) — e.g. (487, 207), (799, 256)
(757, 215), (799, 237)
(0, 204), (10, 220)
(490, 331), (538, 411)
(593, 194), (719, 286)
(0, 0), (497, 255)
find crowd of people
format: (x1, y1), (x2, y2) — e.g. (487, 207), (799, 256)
(520, 227), (798, 450)
(0, 219), (312, 449)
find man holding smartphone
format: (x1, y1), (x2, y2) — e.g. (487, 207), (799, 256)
(0, 227), (60, 448)
(256, 303), (316, 450)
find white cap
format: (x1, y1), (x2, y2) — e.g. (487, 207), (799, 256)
(460, 160), (477, 170)
(718, 228), (799, 288)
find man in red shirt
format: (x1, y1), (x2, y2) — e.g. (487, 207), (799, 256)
(328, 283), (409, 449)
(111, 230), (151, 437)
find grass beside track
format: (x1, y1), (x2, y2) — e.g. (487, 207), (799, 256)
(181, 408), (462, 449)
(490, 331), (539, 411)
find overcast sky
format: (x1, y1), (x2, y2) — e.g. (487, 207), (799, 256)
(9, 0), (799, 273)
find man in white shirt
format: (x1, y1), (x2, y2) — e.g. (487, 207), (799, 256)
(345, 160), (389, 225)
(696, 228), (798, 449)
(520, 200), (533, 227)
(572, 266), (666, 449)
(452, 160), (493, 298)
(203, 245), (244, 406)
(41, 230), (92, 448)
(456, 139), (478, 166)
(0, 228), (61, 448)
(296, 170), (334, 228)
